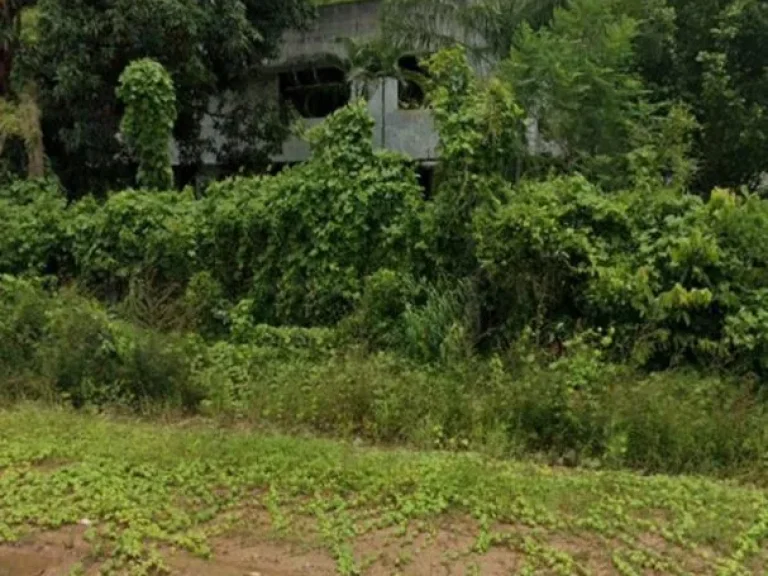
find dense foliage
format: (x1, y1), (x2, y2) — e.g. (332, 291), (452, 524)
(2, 0), (768, 480)
(202, 101), (423, 325)
(117, 59), (177, 190)
(17, 0), (313, 191)
(385, 0), (768, 193)
(639, 0), (768, 191)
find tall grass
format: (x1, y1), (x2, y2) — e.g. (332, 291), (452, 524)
(2, 274), (767, 479)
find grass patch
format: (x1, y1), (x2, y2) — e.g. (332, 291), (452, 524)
(1, 405), (767, 575)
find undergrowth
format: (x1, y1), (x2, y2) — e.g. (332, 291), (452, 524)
(2, 275), (768, 479)
(1, 406), (767, 575)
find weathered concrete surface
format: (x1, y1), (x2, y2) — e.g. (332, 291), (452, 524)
(276, 0), (383, 65)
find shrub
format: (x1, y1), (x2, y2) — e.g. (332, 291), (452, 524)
(3, 276), (768, 476)
(475, 175), (629, 338)
(228, 298), (340, 353)
(203, 102), (424, 325)
(182, 271), (229, 337)
(422, 47), (524, 276)
(610, 372), (768, 474)
(69, 189), (200, 299)
(502, 331), (627, 462)
(476, 177), (768, 373)
(39, 301), (201, 408)
(0, 275), (52, 374)
(0, 179), (69, 276)
(0, 277), (202, 408)
(197, 176), (270, 300)
(340, 269), (419, 349)
(401, 279), (478, 363)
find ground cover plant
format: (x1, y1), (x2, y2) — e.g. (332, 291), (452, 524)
(2, 0), (768, 573)
(1, 406), (768, 575)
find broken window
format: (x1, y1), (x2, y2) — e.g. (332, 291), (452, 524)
(278, 67), (350, 118)
(397, 55), (427, 109)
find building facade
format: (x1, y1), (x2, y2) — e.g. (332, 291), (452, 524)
(271, 0), (438, 164)
(186, 0), (439, 170)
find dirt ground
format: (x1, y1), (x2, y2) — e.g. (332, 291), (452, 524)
(0, 517), (707, 576)
(0, 526), (91, 576)
(0, 521), (539, 576)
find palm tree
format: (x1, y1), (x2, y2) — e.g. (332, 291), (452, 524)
(335, 36), (429, 147)
(381, 0), (563, 64)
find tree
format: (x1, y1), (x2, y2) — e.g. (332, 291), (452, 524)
(335, 36), (429, 147)
(0, 85), (44, 178)
(656, 0), (767, 191)
(500, 0), (695, 190)
(339, 37), (416, 99)
(0, 0), (37, 96)
(613, 0), (767, 191)
(0, 4), (45, 180)
(24, 0), (313, 194)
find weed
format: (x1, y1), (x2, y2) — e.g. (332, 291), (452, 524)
(0, 406), (766, 574)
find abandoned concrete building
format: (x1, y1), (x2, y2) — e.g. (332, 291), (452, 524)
(187, 0), (438, 174)
(272, 0), (438, 165)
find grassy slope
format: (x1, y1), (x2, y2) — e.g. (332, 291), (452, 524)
(0, 406), (766, 575)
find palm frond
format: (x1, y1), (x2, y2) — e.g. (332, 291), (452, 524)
(382, 0), (563, 62)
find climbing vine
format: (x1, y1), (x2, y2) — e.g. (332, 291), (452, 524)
(117, 59), (177, 190)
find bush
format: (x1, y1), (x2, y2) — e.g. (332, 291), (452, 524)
(401, 279), (478, 363)
(228, 298), (340, 353)
(69, 189), (200, 299)
(501, 331), (626, 462)
(38, 298), (200, 408)
(0, 277), (202, 408)
(612, 372), (768, 474)
(475, 177), (768, 374)
(475, 175), (632, 339)
(3, 275), (767, 476)
(187, 331), (768, 475)
(340, 269), (419, 349)
(1, 103), (424, 330)
(0, 179), (69, 276)
(0, 275), (52, 374)
(202, 102), (424, 325)
(116, 59), (177, 190)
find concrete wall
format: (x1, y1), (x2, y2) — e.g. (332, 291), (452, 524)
(276, 0), (382, 65)
(272, 0), (438, 164)
(273, 77), (439, 163)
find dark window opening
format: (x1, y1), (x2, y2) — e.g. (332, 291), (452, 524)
(279, 67), (350, 118)
(398, 55), (427, 109)
(268, 162), (297, 176)
(416, 164), (435, 199)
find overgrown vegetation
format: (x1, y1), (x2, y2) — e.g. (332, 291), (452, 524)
(116, 59), (177, 191)
(2, 0), (768, 572)
(2, 406), (767, 575)
(1, 0), (768, 555)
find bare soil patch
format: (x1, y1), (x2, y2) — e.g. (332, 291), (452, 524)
(0, 517), (751, 575)
(0, 526), (91, 576)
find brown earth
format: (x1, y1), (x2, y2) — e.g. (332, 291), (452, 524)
(0, 517), (708, 576)
(0, 526), (92, 576)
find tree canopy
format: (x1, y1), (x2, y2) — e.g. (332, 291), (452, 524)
(20, 0), (313, 192)
(383, 0), (768, 193)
